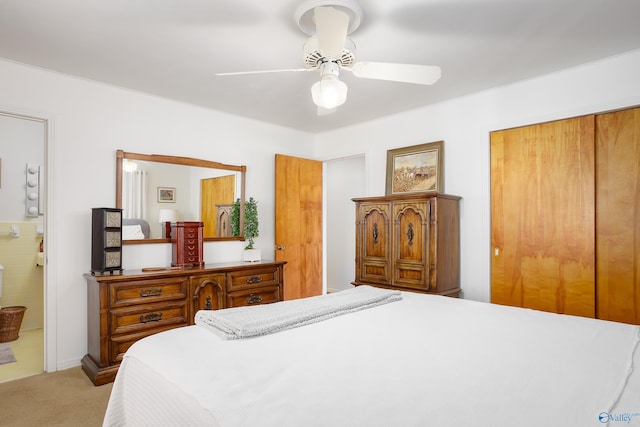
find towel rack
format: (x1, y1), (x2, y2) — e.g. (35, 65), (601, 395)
(0, 225), (20, 237)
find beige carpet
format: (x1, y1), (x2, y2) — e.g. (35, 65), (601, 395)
(0, 366), (113, 426)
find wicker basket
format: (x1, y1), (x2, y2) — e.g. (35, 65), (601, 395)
(0, 306), (27, 343)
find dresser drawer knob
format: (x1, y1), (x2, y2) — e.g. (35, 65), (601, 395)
(139, 288), (162, 297)
(247, 294), (263, 305)
(246, 275), (263, 284)
(140, 312), (163, 323)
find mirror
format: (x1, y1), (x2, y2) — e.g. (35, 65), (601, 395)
(116, 150), (246, 244)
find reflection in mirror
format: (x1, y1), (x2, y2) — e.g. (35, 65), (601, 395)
(116, 150), (246, 244)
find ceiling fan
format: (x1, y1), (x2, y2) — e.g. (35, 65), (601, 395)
(216, 0), (441, 115)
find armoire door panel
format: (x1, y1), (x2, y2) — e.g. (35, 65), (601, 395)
(361, 262), (389, 284)
(491, 115), (596, 317)
(596, 107), (640, 324)
(394, 203), (427, 263)
(394, 265), (427, 290)
(358, 203), (391, 284)
(393, 202), (429, 289)
(362, 205), (389, 259)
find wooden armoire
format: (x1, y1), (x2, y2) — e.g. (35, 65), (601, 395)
(352, 193), (461, 297)
(491, 107), (640, 325)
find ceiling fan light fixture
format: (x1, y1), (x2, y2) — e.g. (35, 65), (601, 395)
(312, 76), (347, 109)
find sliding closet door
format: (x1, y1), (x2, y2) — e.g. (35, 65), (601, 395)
(491, 116), (596, 317)
(596, 107), (640, 324)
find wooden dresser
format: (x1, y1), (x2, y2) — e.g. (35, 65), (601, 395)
(352, 193), (460, 297)
(82, 260), (286, 385)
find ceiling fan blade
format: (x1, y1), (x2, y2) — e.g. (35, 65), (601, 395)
(314, 6), (349, 60)
(351, 62), (442, 85)
(317, 106), (337, 116)
(216, 68), (311, 76)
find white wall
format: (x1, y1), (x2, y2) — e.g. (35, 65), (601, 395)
(0, 114), (45, 221)
(316, 49), (640, 303)
(0, 58), (315, 370)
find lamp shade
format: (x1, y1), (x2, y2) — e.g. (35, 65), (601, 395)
(158, 209), (179, 223)
(311, 77), (347, 109)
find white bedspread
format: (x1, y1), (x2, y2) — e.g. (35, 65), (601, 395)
(104, 291), (640, 427)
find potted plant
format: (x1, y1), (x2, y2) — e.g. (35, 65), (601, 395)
(231, 197), (261, 262)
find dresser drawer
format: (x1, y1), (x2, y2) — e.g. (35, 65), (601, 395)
(110, 301), (188, 335)
(110, 277), (188, 308)
(228, 267), (280, 291)
(110, 324), (185, 364)
(227, 285), (282, 308)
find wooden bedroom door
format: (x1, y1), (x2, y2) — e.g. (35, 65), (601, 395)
(274, 154), (323, 300)
(596, 107), (640, 324)
(490, 115), (596, 317)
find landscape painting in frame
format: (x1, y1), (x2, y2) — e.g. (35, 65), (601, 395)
(157, 187), (176, 203)
(386, 141), (443, 195)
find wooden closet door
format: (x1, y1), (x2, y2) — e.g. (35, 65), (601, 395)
(491, 116), (596, 317)
(596, 107), (640, 324)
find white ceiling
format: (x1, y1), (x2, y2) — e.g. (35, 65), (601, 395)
(1, 0), (639, 133)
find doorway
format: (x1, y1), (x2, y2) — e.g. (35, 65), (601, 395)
(0, 111), (48, 382)
(324, 155), (366, 293)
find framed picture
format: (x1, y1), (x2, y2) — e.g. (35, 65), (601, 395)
(157, 187), (176, 203)
(385, 141), (444, 195)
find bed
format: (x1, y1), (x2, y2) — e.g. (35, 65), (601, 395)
(103, 286), (640, 427)
(122, 218), (150, 240)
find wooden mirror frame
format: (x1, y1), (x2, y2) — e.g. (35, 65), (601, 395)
(116, 150), (246, 244)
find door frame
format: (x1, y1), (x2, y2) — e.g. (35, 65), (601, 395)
(0, 107), (56, 372)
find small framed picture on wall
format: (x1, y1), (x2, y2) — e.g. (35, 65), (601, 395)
(157, 187), (176, 203)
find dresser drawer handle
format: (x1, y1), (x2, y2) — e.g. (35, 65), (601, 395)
(139, 288), (162, 297)
(246, 275), (263, 284)
(140, 312), (163, 323)
(247, 294), (263, 305)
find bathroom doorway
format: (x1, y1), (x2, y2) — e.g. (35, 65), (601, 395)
(0, 111), (47, 382)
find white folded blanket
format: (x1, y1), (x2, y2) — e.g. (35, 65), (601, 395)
(195, 285), (402, 339)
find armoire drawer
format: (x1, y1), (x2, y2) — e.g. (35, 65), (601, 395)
(110, 301), (188, 335)
(110, 277), (188, 308)
(228, 267), (280, 291)
(227, 285), (282, 308)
